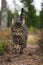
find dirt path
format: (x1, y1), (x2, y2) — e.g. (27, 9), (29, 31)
(0, 34), (43, 65)
(0, 44), (43, 65)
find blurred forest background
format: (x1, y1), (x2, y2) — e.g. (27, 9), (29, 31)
(0, 0), (43, 29)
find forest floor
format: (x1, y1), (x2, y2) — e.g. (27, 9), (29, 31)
(0, 32), (43, 65)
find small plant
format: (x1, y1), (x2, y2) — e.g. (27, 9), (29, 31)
(0, 41), (6, 55)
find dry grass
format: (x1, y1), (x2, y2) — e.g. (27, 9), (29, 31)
(0, 28), (11, 40)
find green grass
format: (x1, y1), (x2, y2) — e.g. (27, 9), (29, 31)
(0, 41), (6, 55)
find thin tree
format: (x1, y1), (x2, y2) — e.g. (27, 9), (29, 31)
(39, 1), (43, 49)
(40, 2), (43, 28)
